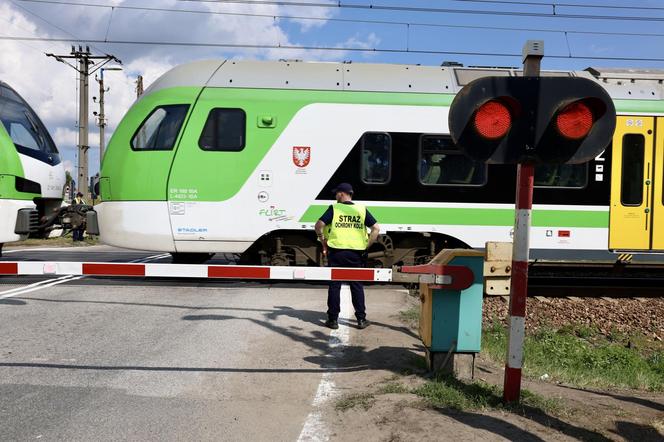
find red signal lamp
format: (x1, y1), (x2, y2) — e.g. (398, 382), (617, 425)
(556, 100), (593, 140)
(473, 99), (512, 140)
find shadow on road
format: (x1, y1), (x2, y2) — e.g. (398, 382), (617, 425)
(0, 299), (27, 305)
(432, 377), (612, 442)
(3, 294), (642, 441)
(558, 384), (664, 413)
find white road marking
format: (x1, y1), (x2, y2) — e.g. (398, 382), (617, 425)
(0, 274), (75, 296)
(298, 284), (352, 442)
(2, 247), (95, 254)
(0, 253), (171, 300)
(2, 247), (166, 254)
(0, 275), (83, 299)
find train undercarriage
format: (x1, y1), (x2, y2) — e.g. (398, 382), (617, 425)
(236, 230), (469, 267)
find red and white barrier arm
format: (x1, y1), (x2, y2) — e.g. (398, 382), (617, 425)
(0, 261), (476, 287)
(0, 262), (392, 282)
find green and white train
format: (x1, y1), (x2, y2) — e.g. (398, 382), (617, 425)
(0, 81), (65, 252)
(96, 60), (664, 265)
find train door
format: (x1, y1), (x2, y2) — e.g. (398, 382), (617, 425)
(609, 116), (664, 250)
(653, 118), (664, 250)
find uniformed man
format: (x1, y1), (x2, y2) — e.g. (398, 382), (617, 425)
(314, 183), (380, 329)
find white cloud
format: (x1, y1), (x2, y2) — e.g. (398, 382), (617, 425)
(52, 127), (78, 147)
(62, 159), (73, 173)
(343, 32), (381, 50)
(0, 0), (360, 175)
(281, 0), (338, 32)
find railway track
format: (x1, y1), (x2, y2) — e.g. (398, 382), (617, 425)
(528, 261), (664, 297)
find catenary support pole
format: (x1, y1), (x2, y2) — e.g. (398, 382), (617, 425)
(78, 51), (90, 197)
(135, 75), (144, 98)
(503, 40), (543, 403)
(46, 48), (121, 198)
(96, 67), (121, 171)
(97, 71), (105, 167)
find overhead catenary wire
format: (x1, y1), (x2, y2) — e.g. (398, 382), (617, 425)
(175, 0), (664, 21)
(10, 0), (106, 54)
(421, 0), (664, 12)
(0, 14), (52, 54)
(17, 0), (664, 22)
(15, 0), (664, 39)
(2, 35), (664, 63)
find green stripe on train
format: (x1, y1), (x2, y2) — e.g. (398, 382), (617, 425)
(0, 124), (30, 200)
(614, 99), (664, 114)
(299, 205), (608, 228)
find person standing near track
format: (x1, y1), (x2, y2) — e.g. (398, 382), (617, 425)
(314, 183), (380, 330)
(71, 192), (86, 242)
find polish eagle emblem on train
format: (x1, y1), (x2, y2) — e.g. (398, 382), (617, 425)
(292, 146), (311, 167)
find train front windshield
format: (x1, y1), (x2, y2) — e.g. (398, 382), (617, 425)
(0, 84), (59, 162)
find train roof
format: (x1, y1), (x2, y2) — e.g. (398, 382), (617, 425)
(143, 60), (664, 101)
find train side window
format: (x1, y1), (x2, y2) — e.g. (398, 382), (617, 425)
(360, 132), (391, 184)
(534, 164), (588, 189)
(621, 134), (645, 206)
(131, 105), (189, 151)
(199, 108), (246, 152)
(419, 135), (487, 186)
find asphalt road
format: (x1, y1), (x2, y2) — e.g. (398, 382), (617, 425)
(0, 249), (420, 441)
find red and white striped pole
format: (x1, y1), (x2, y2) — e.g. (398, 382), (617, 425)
(503, 163), (534, 402)
(503, 41), (543, 403)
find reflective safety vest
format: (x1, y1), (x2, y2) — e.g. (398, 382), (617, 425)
(326, 203), (368, 250)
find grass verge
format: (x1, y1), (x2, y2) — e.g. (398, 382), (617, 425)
(482, 321), (664, 391)
(413, 374), (566, 416)
(377, 382), (410, 394)
(336, 393), (376, 411)
(398, 306), (420, 329)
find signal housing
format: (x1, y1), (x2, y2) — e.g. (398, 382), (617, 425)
(448, 76), (616, 164)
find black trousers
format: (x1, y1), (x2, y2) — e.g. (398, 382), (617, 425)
(73, 228), (84, 241)
(327, 248), (366, 321)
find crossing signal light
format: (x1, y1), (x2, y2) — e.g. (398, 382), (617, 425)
(449, 76), (616, 164)
(474, 100), (512, 139)
(556, 101), (593, 140)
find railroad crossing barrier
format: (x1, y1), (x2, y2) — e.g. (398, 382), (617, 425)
(1, 244), (514, 381)
(0, 260), (473, 286)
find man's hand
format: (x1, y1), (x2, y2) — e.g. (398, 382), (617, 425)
(367, 224), (380, 249)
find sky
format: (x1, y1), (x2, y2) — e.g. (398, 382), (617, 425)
(1, 0), (663, 180)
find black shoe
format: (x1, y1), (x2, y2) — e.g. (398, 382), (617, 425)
(357, 319), (370, 329)
(325, 319), (339, 329)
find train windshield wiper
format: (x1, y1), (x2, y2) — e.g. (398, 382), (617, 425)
(24, 111), (44, 148)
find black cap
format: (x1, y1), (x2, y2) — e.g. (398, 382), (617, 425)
(331, 182), (353, 194)
(76, 192), (83, 197)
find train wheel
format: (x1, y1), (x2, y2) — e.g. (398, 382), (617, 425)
(365, 234), (395, 268)
(269, 252), (295, 266)
(170, 252), (215, 264)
